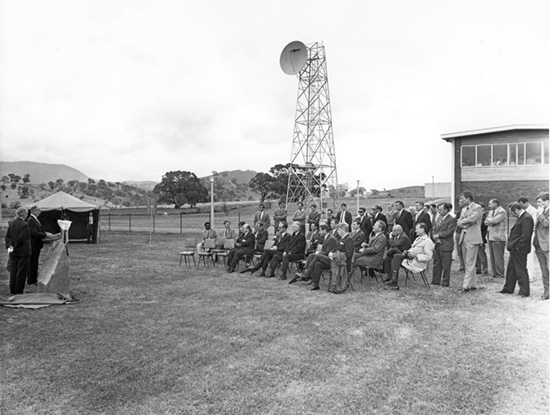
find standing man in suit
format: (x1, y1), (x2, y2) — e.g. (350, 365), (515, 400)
(475, 202), (489, 275)
(498, 202), (534, 297)
(26, 206), (52, 287)
(336, 203), (353, 229)
(357, 207), (372, 243)
(431, 203), (457, 287)
(370, 205), (388, 230)
(253, 204), (271, 230)
(226, 224), (255, 273)
(394, 201), (414, 238)
(533, 192), (549, 300)
(273, 201), (288, 231)
(307, 204), (321, 232)
(485, 199), (507, 279)
(269, 222), (305, 280)
(386, 203), (398, 230)
(5, 207), (31, 295)
(457, 191), (483, 293)
(412, 201), (432, 240)
(518, 197), (539, 282)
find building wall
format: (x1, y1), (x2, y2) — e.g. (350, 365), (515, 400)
(424, 182), (452, 198)
(460, 180), (549, 208)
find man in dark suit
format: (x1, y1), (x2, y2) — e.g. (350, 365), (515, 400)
(431, 203), (457, 286)
(353, 220), (388, 273)
(336, 203), (353, 229)
(350, 220), (366, 252)
(382, 224), (411, 278)
(253, 222), (269, 253)
(357, 207), (372, 243)
(253, 204), (271, 229)
(307, 204), (321, 232)
(499, 202), (534, 297)
(271, 222), (306, 280)
(5, 207), (31, 295)
(411, 201), (432, 240)
(227, 224), (255, 273)
(26, 206), (51, 287)
(290, 224), (337, 284)
(243, 222), (290, 276)
(370, 205), (388, 229)
(394, 201), (414, 238)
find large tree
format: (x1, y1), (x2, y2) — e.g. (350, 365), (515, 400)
(249, 172), (287, 203)
(154, 170), (208, 209)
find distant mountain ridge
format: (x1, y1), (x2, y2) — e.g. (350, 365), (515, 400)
(0, 161), (89, 184)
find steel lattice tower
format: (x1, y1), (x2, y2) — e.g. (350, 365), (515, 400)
(286, 42), (338, 217)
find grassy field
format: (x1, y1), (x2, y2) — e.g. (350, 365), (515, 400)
(1, 231), (547, 415)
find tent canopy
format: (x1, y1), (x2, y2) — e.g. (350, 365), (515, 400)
(26, 191), (98, 212)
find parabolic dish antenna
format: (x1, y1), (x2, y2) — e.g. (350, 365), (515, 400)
(280, 41), (308, 75)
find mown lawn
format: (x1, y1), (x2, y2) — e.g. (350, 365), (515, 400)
(0, 232), (548, 415)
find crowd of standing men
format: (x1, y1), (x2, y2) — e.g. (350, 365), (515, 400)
(5, 206), (54, 295)
(197, 192), (549, 299)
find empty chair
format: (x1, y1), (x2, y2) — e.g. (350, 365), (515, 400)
(179, 238), (196, 266)
(217, 239), (235, 267)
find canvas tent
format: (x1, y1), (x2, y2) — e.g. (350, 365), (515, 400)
(26, 191), (100, 242)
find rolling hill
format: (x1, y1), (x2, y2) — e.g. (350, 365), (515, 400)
(0, 161), (89, 184)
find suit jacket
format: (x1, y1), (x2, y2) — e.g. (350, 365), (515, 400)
(321, 234), (338, 255)
(336, 211), (353, 228)
(432, 213), (457, 252)
(534, 208), (549, 252)
(413, 210), (432, 235)
(332, 233), (355, 271)
(485, 206), (507, 242)
(371, 212), (388, 228)
(457, 202), (483, 246)
(387, 232), (411, 253)
(358, 232), (387, 268)
(5, 217), (31, 257)
(254, 211), (271, 228)
(402, 234), (435, 273)
(254, 229), (268, 251)
(507, 211), (534, 254)
(351, 229), (366, 250)
(235, 231), (255, 255)
(27, 215), (46, 253)
(395, 209), (414, 237)
(274, 232), (291, 253)
(359, 214), (372, 242)
(285, 231), (306, 258)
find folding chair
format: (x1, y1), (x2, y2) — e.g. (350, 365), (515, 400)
(197, 239), (216, 267)
(403, 261), (431, 288)
(179, 238), (196, 266)
(254, 240), (274, 264)
(217, 239), (235, 267)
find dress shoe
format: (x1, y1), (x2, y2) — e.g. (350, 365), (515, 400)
(228, 268), (235, 273)
(279, 276), (287, 281)
(311, 286), (320, 291)
(265, 274), (275, 278)
(288, 277), (299, 285)
(332, 290), (344, 295)
(470, 287), (477, 291)
(440, 284), (449, 287)
(430, 282), (440, 285)
(459, 288), (470, 294)
(498, 289), (512, 294)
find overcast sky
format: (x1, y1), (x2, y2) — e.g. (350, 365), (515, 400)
(1, 0), (548, 190)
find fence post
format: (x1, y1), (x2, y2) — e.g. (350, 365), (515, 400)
(129, 213), (132, 232)
(180, 212), (183, 234)
(238, 212), (241, 224)
(153, 214), (155, 233)
(108, 214), (111, 231)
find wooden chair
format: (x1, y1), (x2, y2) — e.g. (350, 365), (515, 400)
(197, 239), (216, 267)
(179, 238), (196, 266)
(217, 239), (235, 267)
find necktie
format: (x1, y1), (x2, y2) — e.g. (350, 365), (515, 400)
(340, 213), (345, 223)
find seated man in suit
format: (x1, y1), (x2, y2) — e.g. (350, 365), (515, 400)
(350, 220), (366, 252)
(253, 222), (269, 253)
(385, 222), (435, 290)
(382, 224), (411, 279)
(197, 221), (218, 252)
(267, 221), (306, 280)
(306, 222), (323, 254)
(243, 222), (290, 276)
(290, 224), (337, 284)
(226, 223), (255, 273)
(353, 220), (387, 275)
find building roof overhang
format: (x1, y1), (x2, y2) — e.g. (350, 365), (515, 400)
(441, 124), (549, 142)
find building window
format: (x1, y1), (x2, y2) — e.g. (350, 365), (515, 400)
(477, 145), (491, 166)
(509, 143), (525, 166)
(544, 141), (549, 164)
(462, 146), (475, 167)
(493, 144), (507, 165)
(526, 142), (542, 164)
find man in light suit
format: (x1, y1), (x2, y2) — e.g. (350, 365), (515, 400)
(431, 203), (457, 287)
(485, 199), (507, 279)
(394, 201), (414, 238)
(533, 192), (549, 300)
(26, 206), (52, 287)
(253, 204), (271, 230)
(457, 191), (483, 293)
(498, 202), (534, 297)
(336, 203), (353, 229)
